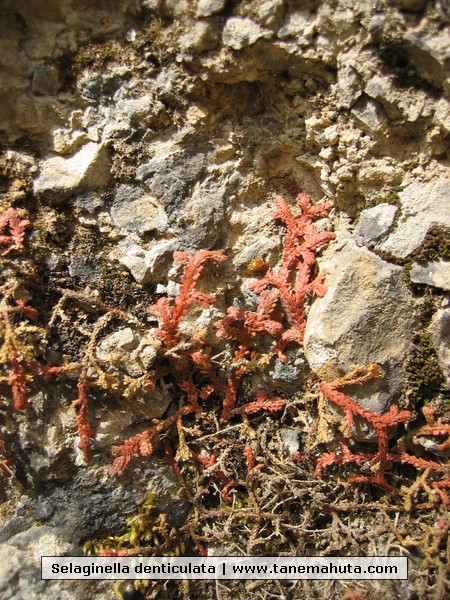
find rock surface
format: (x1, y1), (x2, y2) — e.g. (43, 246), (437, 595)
(380, 178), (450, 258)
(1, 0), (450, 597)
(429, 308), (450, 389)
(33, 143), (110, 201)
(304, 237), (415, 415)
(410, 260), (450, 290)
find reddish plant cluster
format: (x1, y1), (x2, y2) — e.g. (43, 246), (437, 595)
(249, 192), (335, 359)
(0, 207), (30, 256)
(110, 192), (334, 474)
(216, 192), (334, 421)
(314, 365), (450, 503)
(109, 246), (288, 476)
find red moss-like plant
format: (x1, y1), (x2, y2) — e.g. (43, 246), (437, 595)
(110, 251), (227, 476)
(149, 250), (227, 351)
(72, 377), (97, 463)
(249, 191), (335, 359)
(315, 365), (450, 498)
(0, 297), (38, 410)
(110, 247), (288, 475)
(216, 191), (334, 421)
(0, 207), (30, 255)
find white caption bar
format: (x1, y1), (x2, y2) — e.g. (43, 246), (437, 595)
(42, 556), (407, 580)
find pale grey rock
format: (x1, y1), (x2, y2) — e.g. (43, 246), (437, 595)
(136, 150), (207, 222)
(177, 182), (226, 248)
(68, 251), (100, 283)
(304, 237), (415, 415)
(33, 143), (110, 201)
(334, 64), (362, 110)
(256, 0), (285, 29)
(119, 239), (179, 284)
(380, 178), (450, 258)
(404, 32), (449, 89)
(102, 94), (160, 140)
(234, 236), (278, 269)
(354, 203), (398, 246)
(97, 327), (139, 356)
(0, 528), (84, 600)
(78, 67), (132, 103)
(52, 129), (89, 154)
(110, 185), (168, 235)
(364, 75), (405, 121)
(222, 17), (267, 50)
(73, 193), (104, 213)
(410, 260), (450, 290)
(179, 20), (222, 54)
(118, 253), (148, 284)
(96, 327), (161, 378)
(279, 428), (301, 455)
(277, 10), (315, 42)
(269, 352), (308, 394)
(141, 240), (180, 281)
(429, 309), (450, 388)
(352, 96), (389, 134)
(195, 0), (225, 17)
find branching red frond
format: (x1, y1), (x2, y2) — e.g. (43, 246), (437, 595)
(0, 207), (30, 255)
(316, 365), (450, 496)
(220, 365), (246, 423)
(72, 379), (96, 463)
(110, 429), (155, 476)
(149, 249), (226, 350)
(8, 347), (29, 410)
(243, 444), (264, 472)
(248, 191), (335, 358)
(235, 390), (285, 416)
(216, 289), (283, 346)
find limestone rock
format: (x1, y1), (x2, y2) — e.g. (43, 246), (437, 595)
(179, 20), (222, 54)
(404, 32), (449, 90)
(304, 237), (415, 414)
(256, 0), (285, 29)
(96, 327), (162, 379)
(411, 260), (450, 290)
(119, 239), (179, 285)
(33, 143), (110, 201)
(222, 17), (267, 50)
(110, 185), (168, 235)
(353, 203), (398, 246)
(352, 96), (389, 135)
(195, 0), (226, 17)
(136, 148), (207, 221)
(429, 309), (450, 388)
(380, 177), (450, 258)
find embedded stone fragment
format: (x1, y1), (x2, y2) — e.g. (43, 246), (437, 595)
(95, 326), (162, 388)
(119, 239), (179, 285)
(380, 177), (450, 258)
(110, 185), (168, 235)
(428, 308), (450, 389)
(222, 17), (266, 50)
(179, 20), (222, 54)
(33, 143), (110, 201)
(410, 260), (450, 290)
(304, 237), (415, 415)
(352, 96), (388, 134)
(353, 203), (397, 246)
(195, 0), (226, 17)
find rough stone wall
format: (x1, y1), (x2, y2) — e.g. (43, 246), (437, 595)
(0, 1), (449, 599)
